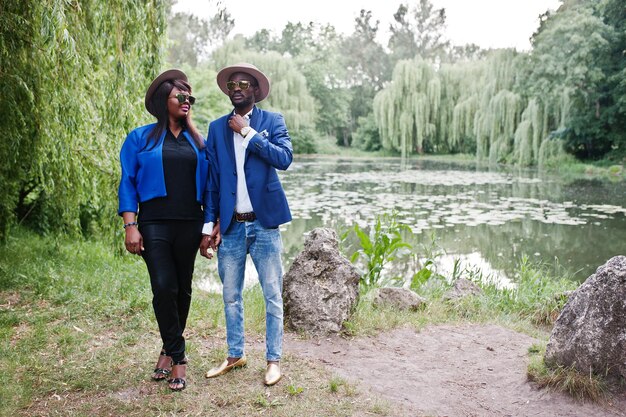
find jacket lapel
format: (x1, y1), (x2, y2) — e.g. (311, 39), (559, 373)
(224, 114), (236, 165)
(246, 106), (261, 161)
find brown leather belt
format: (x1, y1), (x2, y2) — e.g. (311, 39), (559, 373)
(234, 212), (256, 222)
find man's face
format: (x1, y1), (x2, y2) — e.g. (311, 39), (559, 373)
(227, 72), (258, 109)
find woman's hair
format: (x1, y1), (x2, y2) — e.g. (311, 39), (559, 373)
(145, 79), (204, 150)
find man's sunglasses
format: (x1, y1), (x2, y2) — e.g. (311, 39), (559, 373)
(170, 93), (196, 105)
(226, 80), (256, 91)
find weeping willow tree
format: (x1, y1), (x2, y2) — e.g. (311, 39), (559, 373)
(373, 58), (439, 157)
(374, 51), (526, 159)
(210, 38), (318, 152)
(469, 50), (523, 163)
(444, 60), (485, 152)
(0, 0), (166, 240)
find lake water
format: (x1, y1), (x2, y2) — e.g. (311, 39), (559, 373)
(196, 156), (626, 292)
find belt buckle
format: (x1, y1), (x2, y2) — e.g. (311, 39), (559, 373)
(235, 212), (255, 222)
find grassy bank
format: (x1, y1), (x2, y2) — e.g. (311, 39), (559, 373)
(1, 228), (580, 416)
(0, 229), (389, 417)
(306, 144), (626, 182)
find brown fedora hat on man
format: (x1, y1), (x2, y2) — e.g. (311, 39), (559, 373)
(216, 63), (270, 103)
(144, 69), (188, 116)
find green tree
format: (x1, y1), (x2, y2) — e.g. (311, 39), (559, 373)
(277, 23), (352, 146)
(0, 0), (166, 240)
(598, 0), (626, 159)
(388, 0), (450, 64)
(525, 2), (616, 159)
(343, 10), (391, 90)
(166, 4), (233, 67)
(167, 11), (210, 66)
(342, 10), (391, 150)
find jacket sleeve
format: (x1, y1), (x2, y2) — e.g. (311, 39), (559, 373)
(247, 113), (293, 171)
(118, 130), (139, 215)
(204, 125), (220, 224)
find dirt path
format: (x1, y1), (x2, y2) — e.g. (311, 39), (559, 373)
(285, 324), (626, 417)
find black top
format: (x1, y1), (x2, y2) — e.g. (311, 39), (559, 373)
(139, 129), (202, 222)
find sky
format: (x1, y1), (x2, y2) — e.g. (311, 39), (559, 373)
(173, 0), (563, 51)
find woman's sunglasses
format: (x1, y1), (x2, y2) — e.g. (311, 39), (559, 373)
(226, 80), (256, 91)
(171, 93), (196, 105)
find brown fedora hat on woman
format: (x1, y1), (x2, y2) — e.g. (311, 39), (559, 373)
(216, 63), (270, 103)
(144, 69), (188, 116)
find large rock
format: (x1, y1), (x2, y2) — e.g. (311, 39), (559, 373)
(545, 256), (626, 380)
(283, 228), (360, 335)
(372, 287), (426, 311)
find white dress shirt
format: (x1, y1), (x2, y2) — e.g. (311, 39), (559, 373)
(202, 110), (257, 235)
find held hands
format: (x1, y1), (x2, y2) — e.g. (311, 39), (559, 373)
(228, 114), (248, 135)
(199, 221), (221, 259)
(199, 235), (213, 259)
(124, 227), (144, 255)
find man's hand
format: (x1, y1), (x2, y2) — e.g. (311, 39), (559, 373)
(228, 114), (248, 135)
(199, 235), (213, 259)
(210, 221), (221, 250)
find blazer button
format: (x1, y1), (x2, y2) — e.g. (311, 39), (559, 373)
(233, 171), (237, 176)
(231, 191), (235, 195)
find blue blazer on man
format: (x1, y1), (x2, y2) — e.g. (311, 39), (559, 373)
(118, 123), (209, 215)
(205, 106), (292, 233)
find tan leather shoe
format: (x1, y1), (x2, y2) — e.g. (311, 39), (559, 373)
(205, 356), (247, 378)
(263, 362), (281, 386)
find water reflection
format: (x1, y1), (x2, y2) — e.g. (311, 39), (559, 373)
(196, 156), (626, 292)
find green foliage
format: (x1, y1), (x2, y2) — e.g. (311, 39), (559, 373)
(328, 376), (346, 393)
(352, 116), (382, 152)
(527, 343), (608, 402)
(347, 213), (413, 292)
(408, 232), (447, 293)
(371, 1), (625, 165)
(410, 261), (433, 289)
(525, 3), (617, 159)
(470, 255), (578, 325)
(388, 0), (450, 63)
(0, 0), (166, 240)
(286, 384), (304, 396)
(290, 128), (318, 154)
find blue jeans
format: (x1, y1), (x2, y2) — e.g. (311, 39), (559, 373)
(218, 219), (284, 361)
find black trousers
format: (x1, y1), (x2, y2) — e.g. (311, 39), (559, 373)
(140, 220), (202, 362)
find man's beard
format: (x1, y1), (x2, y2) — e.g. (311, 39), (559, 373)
(231, 95), (254, 109)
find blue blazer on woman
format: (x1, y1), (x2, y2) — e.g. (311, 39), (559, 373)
(205, 106), (292, 233)
(118, 123), (209, 215)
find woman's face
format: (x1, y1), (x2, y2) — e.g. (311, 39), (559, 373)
(167, 87), (192, 121)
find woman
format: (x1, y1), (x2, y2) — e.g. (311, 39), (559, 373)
(118, 69), (209, 391)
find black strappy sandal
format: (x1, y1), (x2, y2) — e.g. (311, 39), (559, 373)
(152, 350), (171, 381)
(168, 358), (188, 391)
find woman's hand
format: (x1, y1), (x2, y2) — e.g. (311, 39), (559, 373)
(124, 227), (144, 255)
(199, 220), (221, 259)
(199, 235), (213, 259)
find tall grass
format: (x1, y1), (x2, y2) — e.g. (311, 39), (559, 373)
(527, 343), (608, 402)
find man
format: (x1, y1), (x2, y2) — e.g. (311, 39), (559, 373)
(200, 63), (292, 386)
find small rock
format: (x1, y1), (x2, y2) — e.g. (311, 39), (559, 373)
(371, 287), (426, 311)
(443, 278), (483, 300)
